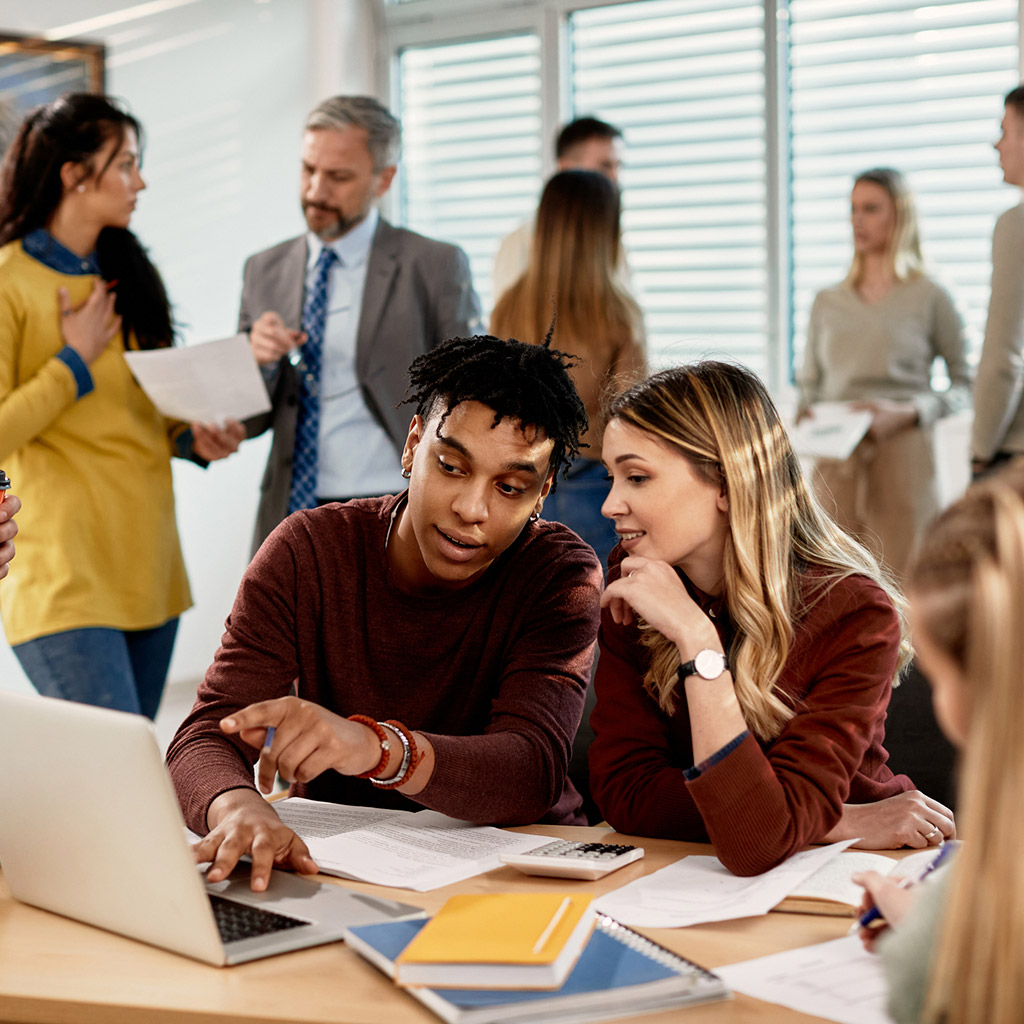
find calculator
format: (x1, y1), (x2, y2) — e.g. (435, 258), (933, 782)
(500, 840), (645, 880)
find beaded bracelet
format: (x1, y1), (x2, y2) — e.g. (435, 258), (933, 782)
(347, 715), (392, 779)
(369, 719), (422, 789)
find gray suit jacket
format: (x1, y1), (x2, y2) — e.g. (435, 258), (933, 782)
(239, 217), (482, 550)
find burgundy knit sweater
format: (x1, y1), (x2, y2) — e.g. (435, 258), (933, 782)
(167, 495), (602, 832)
(589, 554), (914, 875)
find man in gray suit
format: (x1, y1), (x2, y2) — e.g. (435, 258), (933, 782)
(239, 96), (481, 550)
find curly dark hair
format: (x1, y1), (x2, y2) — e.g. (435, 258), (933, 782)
(403, 333), (588, 488)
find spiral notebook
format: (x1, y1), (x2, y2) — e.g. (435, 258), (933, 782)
(343, 912), (729, 1024)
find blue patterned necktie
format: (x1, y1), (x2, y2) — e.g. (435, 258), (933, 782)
(288, 246), (339, 514)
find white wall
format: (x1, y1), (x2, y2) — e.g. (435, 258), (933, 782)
(0, 0), (377, 694)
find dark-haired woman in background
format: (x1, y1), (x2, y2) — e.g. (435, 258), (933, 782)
(0, 93), (243, 717)
(798, 168), (970, 583)
(491, 169), (645, 568)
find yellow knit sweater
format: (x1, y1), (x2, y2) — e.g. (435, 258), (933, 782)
(0, 240), (191, 644)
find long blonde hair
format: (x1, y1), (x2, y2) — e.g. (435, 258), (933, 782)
(605, 361), (911, 740)
(909, 461), (1024, 1024)
(846, 167), (924, 288)
(490, 169), (643, 376)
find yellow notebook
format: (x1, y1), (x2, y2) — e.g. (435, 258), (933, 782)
(394, 892), (595, 989)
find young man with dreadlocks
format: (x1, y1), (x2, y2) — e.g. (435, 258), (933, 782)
(167, 335), (601, 891)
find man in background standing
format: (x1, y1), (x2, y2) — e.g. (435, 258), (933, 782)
(240, 95), (482, 551)
(972, 85), (1024, 477)
(492, 116), (627, 300)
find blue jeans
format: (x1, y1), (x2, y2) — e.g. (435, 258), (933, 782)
(543, 458), (619, 571)
(13, 619), (180, 720)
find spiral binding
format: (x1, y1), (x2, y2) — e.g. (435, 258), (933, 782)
(596, 913), (721, 983)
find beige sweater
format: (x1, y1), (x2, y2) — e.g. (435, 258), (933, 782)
(799, 275), (970, 426)
(972, 202), (1024, 459)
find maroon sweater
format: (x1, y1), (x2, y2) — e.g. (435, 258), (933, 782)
(167, 496), (602, 832)
(589, 556), (914, 875)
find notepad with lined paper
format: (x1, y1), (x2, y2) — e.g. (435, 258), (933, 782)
(772, 848), (937, 917)
(394, 892), (595, 989)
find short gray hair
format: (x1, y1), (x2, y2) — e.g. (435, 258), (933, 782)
(304, 96), (401, 170)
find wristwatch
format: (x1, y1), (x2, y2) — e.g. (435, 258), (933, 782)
(677, 649), (729, 682)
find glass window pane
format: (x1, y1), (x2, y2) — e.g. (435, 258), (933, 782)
(397, 34), (542, 315)
(571, 0), (769, 375)
(789, 0), (1020, 377)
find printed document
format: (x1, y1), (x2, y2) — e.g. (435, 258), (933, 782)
(274, 798), (553, 892)
(717, 935), (894, 1024)
(593, 839), (858, 927)
(789, 403), (873, 460)
(124, 332), (270, 423)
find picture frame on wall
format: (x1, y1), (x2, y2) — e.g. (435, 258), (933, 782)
(0, 33), (105, 155)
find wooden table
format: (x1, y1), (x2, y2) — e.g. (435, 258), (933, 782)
(0, 824), (884, 1024)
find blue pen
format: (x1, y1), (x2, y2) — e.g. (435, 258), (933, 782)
(856, 841), (957, 930)
(262, 726), (275, 752)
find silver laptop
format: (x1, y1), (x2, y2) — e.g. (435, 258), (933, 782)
(0, 689), (424, 965)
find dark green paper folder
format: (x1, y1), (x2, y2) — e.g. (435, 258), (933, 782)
(343, 913), (729, 1024)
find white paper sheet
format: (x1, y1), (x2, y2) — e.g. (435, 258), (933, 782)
(717, 935), (895, 1024)
(593, 839), (858, 928)
(275, 798), (554, 892)
(124, 332), (270, 423)
(275, 798), (413, 838)
(790, 403), (873, 460)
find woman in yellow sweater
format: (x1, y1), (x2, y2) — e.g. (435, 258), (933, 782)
(0, 93), (242, 718)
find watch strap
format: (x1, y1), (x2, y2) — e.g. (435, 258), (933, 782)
(677, 649), (729, 681)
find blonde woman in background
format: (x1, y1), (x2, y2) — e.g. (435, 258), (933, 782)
(588, 361), (955, 876)
(855, 461), (1024, 1024)
(491, 169), (645, 568)
(799, 168), (970, 582)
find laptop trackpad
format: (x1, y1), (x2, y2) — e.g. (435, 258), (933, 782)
(207, 866), (424, 926)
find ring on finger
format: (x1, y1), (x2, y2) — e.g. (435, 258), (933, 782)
(923, 824), (940, 842)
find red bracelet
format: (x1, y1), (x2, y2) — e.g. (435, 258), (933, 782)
(347, 715), (392, 779)
(369, 720), (422, 789)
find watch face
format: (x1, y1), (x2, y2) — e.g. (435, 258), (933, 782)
(694, 649), (726, 680)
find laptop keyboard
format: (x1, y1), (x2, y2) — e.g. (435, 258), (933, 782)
(208, 894), (311, 944)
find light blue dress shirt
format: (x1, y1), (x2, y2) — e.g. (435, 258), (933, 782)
(306, 209), (405, 499)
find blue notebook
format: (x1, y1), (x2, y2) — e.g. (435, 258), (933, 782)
(343, 912), (729, 1024)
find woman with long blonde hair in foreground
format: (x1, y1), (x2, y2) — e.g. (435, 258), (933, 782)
(855, 461), (1024, 1024)
(589, 361), (955, 875)
(491, 169), (645, 567)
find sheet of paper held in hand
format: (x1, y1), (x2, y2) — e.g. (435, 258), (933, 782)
(717, 935), (894, 1024)
(789, 402), (873, 460)
(124, 332), (270, 423)
(273, 798), (555, 892)
(593, 839), (858, 928)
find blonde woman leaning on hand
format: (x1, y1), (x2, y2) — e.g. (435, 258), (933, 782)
(855, 462), (1024, 1024)
(491, 169), (645, 568)
(588, 362), (955, 876)
(799, 168), (970, 582)
(0, 94), (243, 718)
